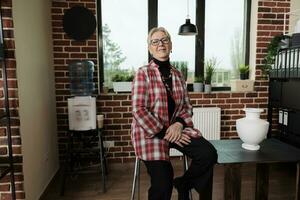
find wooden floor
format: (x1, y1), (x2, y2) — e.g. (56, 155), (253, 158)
(41, 160), (297, 200)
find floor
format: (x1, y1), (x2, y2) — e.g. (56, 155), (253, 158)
(41, 160), (297, 200)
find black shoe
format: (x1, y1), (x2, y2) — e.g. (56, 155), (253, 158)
(173, 177), (190, 200)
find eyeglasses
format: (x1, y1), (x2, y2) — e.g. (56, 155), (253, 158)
(150, 37), (170, 46)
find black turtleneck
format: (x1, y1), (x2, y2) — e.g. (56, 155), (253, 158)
(152, 58), (186, 139)
(153, 58), (174, 121)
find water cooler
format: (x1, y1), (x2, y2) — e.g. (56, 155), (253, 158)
(63, 61), (107, 194)
(68, 60), (96, 130)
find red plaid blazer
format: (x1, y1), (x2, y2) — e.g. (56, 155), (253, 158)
(131, 60), (201, 161)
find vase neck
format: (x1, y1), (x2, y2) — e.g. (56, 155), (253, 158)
(245, 112), (261, 119)
(244, 108), (263, 119)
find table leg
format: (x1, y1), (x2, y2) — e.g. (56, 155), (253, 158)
(296, 162), (300, 200)
(255, 163), (269, 200)
(224, 164), (241, 200)
(200, 166), (213, 200)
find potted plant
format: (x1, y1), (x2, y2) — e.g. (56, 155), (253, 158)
(239, 64), (250, 80)
(263, 34), (290, 78)
(204, 58), (217, 93)
(193, 75), (204, 92)
(112, 71), (134, 93)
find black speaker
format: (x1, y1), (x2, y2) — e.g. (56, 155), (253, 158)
(63, 6), (96, 41)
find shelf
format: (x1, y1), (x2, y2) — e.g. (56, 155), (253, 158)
(270, 46), (300, 79)
(0, 4), (16, 199)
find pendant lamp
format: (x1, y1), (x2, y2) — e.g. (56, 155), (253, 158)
(178, 0), (198, 36)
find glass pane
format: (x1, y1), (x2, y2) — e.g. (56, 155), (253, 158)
(158, 0), (196, 83)
(205, 0), (245, 86)
(102, 0), (148, 88)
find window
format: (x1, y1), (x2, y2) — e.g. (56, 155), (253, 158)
(101, 0), (148, 88)
(158, 0), (196, 82)
(205, 0), (247, 86)
(98, 0), (250, 89)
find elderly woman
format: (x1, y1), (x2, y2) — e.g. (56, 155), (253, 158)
(131, 27), (217, 200)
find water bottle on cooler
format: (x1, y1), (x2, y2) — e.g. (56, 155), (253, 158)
(69, 60), (95, 96)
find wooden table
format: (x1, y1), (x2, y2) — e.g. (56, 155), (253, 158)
(210, 139), (300, 200)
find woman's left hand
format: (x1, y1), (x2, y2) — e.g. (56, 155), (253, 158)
(174, 134), (191, 147)
(164, 122), (183, 143)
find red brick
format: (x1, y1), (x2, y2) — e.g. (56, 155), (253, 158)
(231, 93), (245, 98)
(82, 47), (97, 52)
(218, 104), (230, 109)
(189, 93), (203, 98)
(64, 47), (80, 52)
(113, 118), (128, 124)
(122, 124), (131, 129)
(212, 99), (225, 104)
(52, 8), (63, 13)
(113, 95), (129, 100)
(52, 2), (68, 7)
(263, 2), (276, 7)
(231, 104), (245, 109)
(277, 2), (290, 7)
(217, 93), (231, 98)
(226, 99), (239, 103)
(123, 113), (132, 118)
(203, 93), (216, 98)
(106, 113), (121, 118)
(105, 101), (120, 107)
(196, 99), (211, 104)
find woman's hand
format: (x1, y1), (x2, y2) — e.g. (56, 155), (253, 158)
(164, 122), (183, 143)
(175, 134), (191, 147)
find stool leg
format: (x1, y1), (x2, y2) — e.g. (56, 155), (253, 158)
(183, 155), (193, 200)
(98, 128), (106, 193)
(137, 159), (140, 200)
(131, 158), (140, 200)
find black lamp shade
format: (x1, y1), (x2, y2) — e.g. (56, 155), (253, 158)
(178, 19), (198, 36)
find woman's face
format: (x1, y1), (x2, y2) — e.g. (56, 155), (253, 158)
(149, 31), (172, 61)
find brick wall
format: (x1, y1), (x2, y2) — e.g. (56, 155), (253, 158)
(0, 0), (24, 199)
(51, 0), (98, 161)
(52, 0), (290, 163)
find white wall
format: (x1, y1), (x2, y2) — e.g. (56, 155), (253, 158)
(12, 0), (59, 199)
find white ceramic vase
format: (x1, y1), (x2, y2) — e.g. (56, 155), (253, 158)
(236, 108), (269, 150)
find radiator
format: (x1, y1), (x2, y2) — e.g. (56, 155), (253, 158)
(192, 107), (221, 140)
(170, 107), (221, 157)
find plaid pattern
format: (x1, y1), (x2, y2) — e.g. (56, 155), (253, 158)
(131, 60), (201, 161)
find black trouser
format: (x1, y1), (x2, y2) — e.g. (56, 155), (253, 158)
(143, 137), (217, 200)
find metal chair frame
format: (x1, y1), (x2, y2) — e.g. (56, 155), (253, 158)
(130, 151), (193, 200)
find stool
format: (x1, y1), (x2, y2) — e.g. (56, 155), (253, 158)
(60, 128), (107, 195)
(130, 150), (193, 200)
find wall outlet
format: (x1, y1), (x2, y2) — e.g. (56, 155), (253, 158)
(103, 141), (114, 148)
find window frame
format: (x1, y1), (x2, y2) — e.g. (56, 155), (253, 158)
(96, 0), (252, 91)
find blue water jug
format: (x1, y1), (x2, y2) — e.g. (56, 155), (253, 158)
(69, 60), (95, 96)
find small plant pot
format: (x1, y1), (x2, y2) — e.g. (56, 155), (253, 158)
(240, 72), (249, 80)
(113, 82), (132, 93)
(204, 84), (212, 93)
(193, 83), (203, 92)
